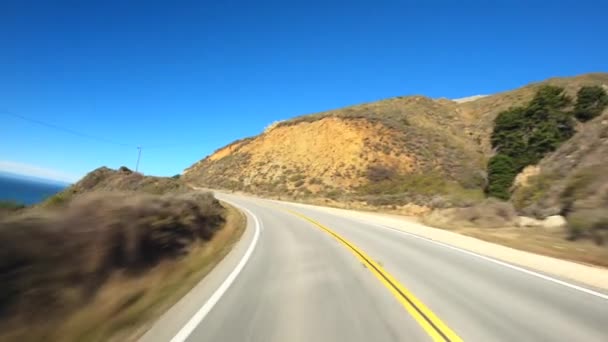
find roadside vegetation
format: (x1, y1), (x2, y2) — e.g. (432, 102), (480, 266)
(0, 167), (245, 341)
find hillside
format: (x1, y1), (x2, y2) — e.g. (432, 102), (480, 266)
(512, 109), (608, 242)
(41, 166), (189, 207)
(183, 73), (608, 208)
(460, 72), (608, 154)
(184, 97), (485, 205)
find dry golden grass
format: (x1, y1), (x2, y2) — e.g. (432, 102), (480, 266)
(430, 224), (608, 268)
(420, 199), (608, 267)
(0, 198), (245, 342)
(185, 117), (418, 190)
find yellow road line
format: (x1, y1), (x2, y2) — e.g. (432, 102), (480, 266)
(285, 209), (463, 342)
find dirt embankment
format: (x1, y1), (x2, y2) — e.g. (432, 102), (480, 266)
(184, 115), (485, 207)
(185, 117), (417, 190)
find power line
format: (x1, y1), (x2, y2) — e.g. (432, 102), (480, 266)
(2, 109), (221, 149)
(2, 109), (133, 147)
(2, 108), (231, 175)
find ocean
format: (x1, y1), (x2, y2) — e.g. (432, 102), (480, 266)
(0, 174), (68, 205)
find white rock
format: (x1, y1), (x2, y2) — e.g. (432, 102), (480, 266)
(541, 215), (568, 232)
(517, 216), (543, 228)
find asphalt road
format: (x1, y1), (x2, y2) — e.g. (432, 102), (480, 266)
(140, 193), (608, 342)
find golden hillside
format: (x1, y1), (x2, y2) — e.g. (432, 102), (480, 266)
(183, 73), (608, 205)
(184, 99), (486, 202)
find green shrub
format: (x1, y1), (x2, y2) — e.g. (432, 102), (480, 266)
(487, 85), (576, 197)
(288, 174), (305, 182)
(528, 85), (571, 110)
(573, 85), (608, 122)
(486, 154), (517, 200)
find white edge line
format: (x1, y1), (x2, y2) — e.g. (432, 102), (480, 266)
(170, 203), (261, 342)
(371, 223), (608, 301)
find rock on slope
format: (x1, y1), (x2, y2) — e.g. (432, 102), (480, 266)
(184, 73), (608, 206)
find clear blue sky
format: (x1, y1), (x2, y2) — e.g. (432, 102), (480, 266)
(1, 1), (606, 183)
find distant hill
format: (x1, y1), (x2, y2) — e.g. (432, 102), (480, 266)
(42, 166), (189, 207)
(183, 73), (608, 208)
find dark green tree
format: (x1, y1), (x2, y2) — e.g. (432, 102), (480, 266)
(527, 85), (571, 112)
(486, 154), (517, 200)
(491, 107), (531, 164)
(486, 85), (576, 199)
(573, 85), (608, 122)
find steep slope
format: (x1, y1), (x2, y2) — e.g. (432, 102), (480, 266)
(512, 109), (608, 242)
(184, 97), (486, 204)
(184, 73), (608, 206)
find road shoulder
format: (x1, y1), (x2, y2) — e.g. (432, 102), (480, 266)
(279, 200), (608, 291)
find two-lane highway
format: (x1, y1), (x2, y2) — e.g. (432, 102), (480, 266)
(141, 193), (608, 342)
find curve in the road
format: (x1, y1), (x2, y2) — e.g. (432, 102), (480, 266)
(170, 204), (261, 342)
(284, 208), (463, 342)
(371, 223), (608, 301)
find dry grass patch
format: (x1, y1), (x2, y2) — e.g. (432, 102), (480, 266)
(0, 193), (245, 342)
(421, 199), (608, 267)
(432, 225), (608, 268)
(422, 199), (518, 229)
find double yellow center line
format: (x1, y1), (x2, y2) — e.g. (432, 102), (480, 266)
(285, 209), (463, 342)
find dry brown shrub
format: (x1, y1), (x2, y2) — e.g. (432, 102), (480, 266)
(0, 191), (224, 320)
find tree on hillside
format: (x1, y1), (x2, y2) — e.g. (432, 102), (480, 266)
(527, 85), (571, 111)
(527, 109), (575, 158)
(491, 107), (531, 166)
(487, 85), (575, 199)
(573, 85), (608, 122)
(486, 154), (517, 200)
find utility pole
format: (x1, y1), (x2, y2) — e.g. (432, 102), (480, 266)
(135, 146), (142, 173)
